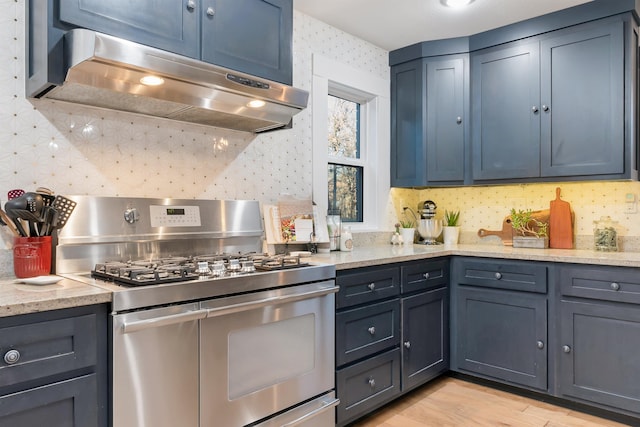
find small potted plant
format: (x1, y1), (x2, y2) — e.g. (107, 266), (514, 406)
(443, 210), (461, 245)
(510, 208), (549, 248)
(399, 207), (418, 245)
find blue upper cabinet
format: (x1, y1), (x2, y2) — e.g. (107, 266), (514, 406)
(57, 0), (293, 85)
(391, 55), (467, 188)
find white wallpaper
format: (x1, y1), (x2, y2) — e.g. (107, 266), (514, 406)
(0, 2), (390, 274)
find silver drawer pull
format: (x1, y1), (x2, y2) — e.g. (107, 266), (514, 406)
(368, 283), (376, 291)
(495, 272), (502, 280)
(4, 349), (20, 364)
(423, 273), (430, 280)
(206, 6), (215, 16)
(404, 341), (411, 349)
(368, 378), (376, 388)
(610, 282), (620, 291)
(537, 340), (544, 349)
(368, 327), (376, 335)
(562, 345), (572, 353)
(186, 0), (195, 11)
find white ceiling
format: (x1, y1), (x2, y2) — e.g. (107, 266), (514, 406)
(293, 0), (594, 51)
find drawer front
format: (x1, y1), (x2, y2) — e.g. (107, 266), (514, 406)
(336, 348), (401, 426)
(401, 259), (449, 294)
(0, 314), (97, 387)
(559, 265), (640, 304)
(454, 258), (547, 293)
(336, 299), (401, 366)
(0, 374), (97, 426)
(337, 266), (400, 308)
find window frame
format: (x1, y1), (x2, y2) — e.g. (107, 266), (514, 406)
(312, 54), (390, 232)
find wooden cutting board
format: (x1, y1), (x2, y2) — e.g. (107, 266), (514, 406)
(549, 187), (573, 249)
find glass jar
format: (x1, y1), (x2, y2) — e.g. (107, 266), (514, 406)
(326, 209), (341, 251)
(593, 216), (618, 252)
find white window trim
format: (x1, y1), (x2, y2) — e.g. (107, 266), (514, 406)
(312, 54), (390, 232)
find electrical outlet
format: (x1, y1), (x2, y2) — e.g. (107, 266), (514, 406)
(625, 193), (637, 214)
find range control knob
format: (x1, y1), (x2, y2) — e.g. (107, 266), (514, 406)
(124, 208), (140, 224)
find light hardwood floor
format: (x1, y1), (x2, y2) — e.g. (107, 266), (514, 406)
(348, 377), (635, 427)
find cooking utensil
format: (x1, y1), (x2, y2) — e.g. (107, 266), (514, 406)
(7, 189), (24, 200)
(549, 187), (573, 249)
(5, 193), (46, 237)
(48, 195), (77, 232)
(4, 208), (28, 237)
(0, 208), (20, 237)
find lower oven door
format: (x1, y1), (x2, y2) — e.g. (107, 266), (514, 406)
(112, 303), (207, 427)
(200, 280), (338, 427)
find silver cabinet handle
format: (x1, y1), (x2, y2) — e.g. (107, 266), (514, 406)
(423, 273), (430, 280)
(206, 6), (215, 16)
(532, 106), (539, 113)
(281, 398), (340, 427)
(4, 349), (20, 364)
(456, 116), (462, 124)
(562, 345), (572, 353)
(368, 378), (376, 388)
(611, 282), (620, 291)
(542, 104), (550, 112)
(186, 0), (195, 11)
(495, 272), (502, 280)
(123, 310), (208, 333)
(368, 327), (376, 335)
(537, 340), (544, 349)
(206, 286), (339, 318)
(368, 283), (376, 291)
(404, 341), (411, 349)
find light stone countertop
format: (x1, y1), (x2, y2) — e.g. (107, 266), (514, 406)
(312, 243), (640, 270)
(0, 277), (111, 318)
(4, 243), (640, 317)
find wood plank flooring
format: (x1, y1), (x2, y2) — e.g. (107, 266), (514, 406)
(348, 377), (635, 427)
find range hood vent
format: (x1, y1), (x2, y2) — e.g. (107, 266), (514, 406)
(28, 29), (308, 133)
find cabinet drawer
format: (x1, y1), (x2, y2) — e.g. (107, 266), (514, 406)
(336, 348), (401, 426)
(559, 265), (640, 304)
(337, 266), (400, 308)
(454, 258), (547, 293)
(401, 259), (449, 294)
(336, 299), (401, 366)
(0, 374), (97, 426)
(0, 314), (97, 387)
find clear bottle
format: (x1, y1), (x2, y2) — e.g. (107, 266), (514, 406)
(327, 209), (341, 251)
(340, 226), (353, 251)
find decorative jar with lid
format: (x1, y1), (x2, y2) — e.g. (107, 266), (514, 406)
(593, 216), (618, 252)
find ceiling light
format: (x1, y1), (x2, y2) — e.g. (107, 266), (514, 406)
(441, 0), (475, 8)
(140, 75), (165, 86)
(247, 99), (266, 108)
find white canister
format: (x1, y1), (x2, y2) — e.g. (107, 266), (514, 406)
(340, 226), (353, 251)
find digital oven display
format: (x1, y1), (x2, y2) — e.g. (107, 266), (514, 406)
(166, 208), (186, 216)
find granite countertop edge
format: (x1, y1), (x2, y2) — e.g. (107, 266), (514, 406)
(3, 244), (640, 316)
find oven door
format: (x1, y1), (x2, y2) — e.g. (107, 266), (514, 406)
(199, 280), (338, 427)
(112, 303), (207, 427)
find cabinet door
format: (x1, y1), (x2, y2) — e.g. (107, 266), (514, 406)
(59, 0), (199, 58)
(401, 287), (449, 391)
(201, 0), (293, 84)
(559, 300), (640, 414)
(0, 374), (97, 427)
(540, 21), (624, 177)
(391, 59), (426, 187)
(454, 286), (547, 390)
(426, 57), (465, 183)
(471, 42), (540, 181)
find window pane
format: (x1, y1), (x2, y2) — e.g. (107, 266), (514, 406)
(328, 95), (360, 159)
(328, 163), (363, 222)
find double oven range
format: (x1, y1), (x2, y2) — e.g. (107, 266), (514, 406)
(56, 196), (339, 427)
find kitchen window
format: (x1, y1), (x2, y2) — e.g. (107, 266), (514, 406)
(312, 54), (390, 231)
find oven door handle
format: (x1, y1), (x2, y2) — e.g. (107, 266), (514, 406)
(281, 397), (340, 427)
(205, 285), (339, 318)
(122, 309), (208, 334)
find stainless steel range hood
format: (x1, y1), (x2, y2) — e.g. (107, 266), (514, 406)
(27, 29), (308, 133)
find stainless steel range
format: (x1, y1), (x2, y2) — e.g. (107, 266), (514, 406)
(56, 196), (339, 427)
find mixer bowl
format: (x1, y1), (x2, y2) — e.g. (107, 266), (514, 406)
(418, 219), (443, 244)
